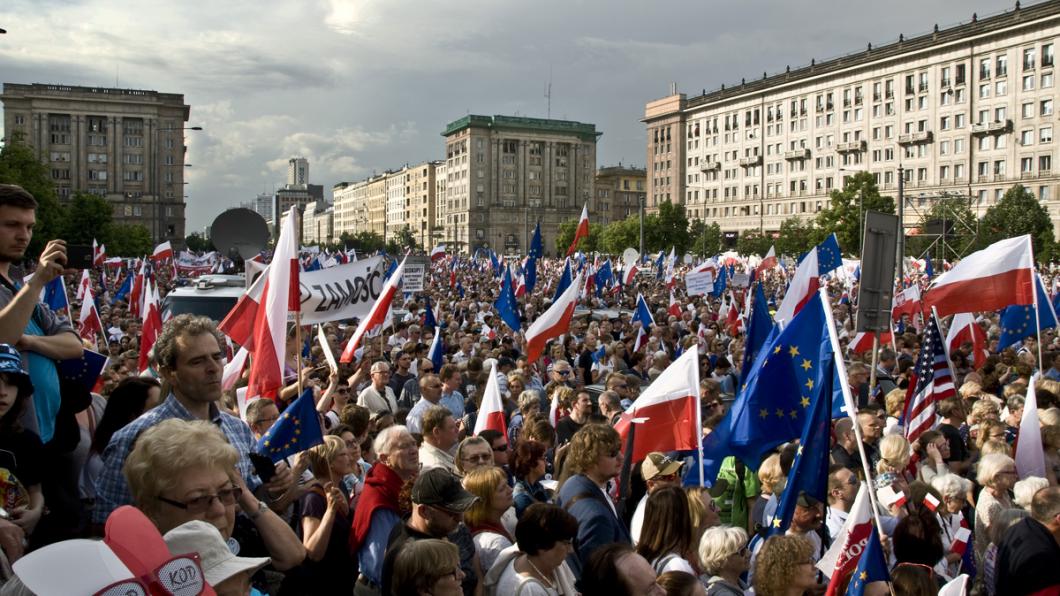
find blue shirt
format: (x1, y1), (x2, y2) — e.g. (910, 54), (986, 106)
(406, 397), (437, 435)
(440, 390), (465, 420)
(358, 508), (401, 585)
(92, 393), (259, 524)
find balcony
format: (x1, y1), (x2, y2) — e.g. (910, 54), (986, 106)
(738, 155), (763, 168)
(836, 140), (867, 154)
(897, 131), (934, 146)
(700, 160), (721, 172)
(971, 119), (1012, 136)
(783, 148), (811, 161)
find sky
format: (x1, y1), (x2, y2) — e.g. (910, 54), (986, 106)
(0, 0), (1011, 233)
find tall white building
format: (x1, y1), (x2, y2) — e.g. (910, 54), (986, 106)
(385, 167), (407, 241)
(644, 1), (1060, 238)
(288, 157), (309, 188)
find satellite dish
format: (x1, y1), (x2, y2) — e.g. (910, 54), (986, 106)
(211, 208), (269, 261)
(622, 248), (640, 268)
(683, 253), (693, 264)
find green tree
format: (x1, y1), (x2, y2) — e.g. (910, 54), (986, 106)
(107, 223), (154, 257)
(775, 216), (818, 257)
(555, 219), (603, 254)
(653, 200), (691, 255)
(979, 184), (1057, 261)
(600, 217), (640, 255)
(0, 133), (65, 256)
(62, 192), (113, 245)
(395, 227), (418, 251)
(736, 229), (774, 256)
(905, 193), (979, 261)
(342, 231), (385, 254)
(184, 232), (215, 253)
(815, 171), (895, 254)
(689, 220), (721, 256)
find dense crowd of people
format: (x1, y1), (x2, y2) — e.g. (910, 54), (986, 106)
(0, 181), (1058, 595)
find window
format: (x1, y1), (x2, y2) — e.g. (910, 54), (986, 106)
(1045, 43), (1055, 67)
(955, 164), (965, 179)
(998, 54), (1008, 77)
(1042, 126), (1054, 143)
(1044, 72), (1054, 88)
(1042, 99), (1054, 116)
(955, 138), (965, 154)
(979, 83), (991, 98)
(980, 58), (991, 79)
(996, 80), (1007, 95)
(1041, 186), (1052, 201)
(1023, 102), (1035, 118)
(1042, 155), (1053, 172)
(955, 114), (966, 128)
(940, 116), (950, 130)
(1023, 75), (1035, 91)
(13, 115), (24, 126)
(88, 170), (107, 181)
(940, 140), (950, 155)
(1025, 47), (1036, 70)
(1022, 129), (1035, 145)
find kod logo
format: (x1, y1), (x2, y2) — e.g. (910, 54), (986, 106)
(156, 557), (204, 596)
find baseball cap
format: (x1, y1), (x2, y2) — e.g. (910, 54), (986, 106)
(796, 490), (822, 508)
(12, 539), (147, 596)
(105, 505), (216, 596)
(642, 452), (683, 481)
(411, 468), (479, 511)
(164, 521), (270, 588)
(0, 344), (32, 398)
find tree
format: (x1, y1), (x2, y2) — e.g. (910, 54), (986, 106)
(184, 232), (215, 253)
(653, 200), (691, 255)
(979, 184), (1057, 262)
(600, 217), (640, 255)
(736, 230), (773, 256)
(555, 219), (603, 254)
(62, 192), (113, 245)
(107, 223), (154, 257)
(815, 171), (895, 255)
(905, 193), (978, 261)
(775, 216), (818, 258)
(394, 227), (418, 251)
(0, 133), (65, 256)
(342, 231), (386, 254)
(689, 220), (721, 256)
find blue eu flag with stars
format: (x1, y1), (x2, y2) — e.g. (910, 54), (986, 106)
(845, 525), (890, 596)
(999, 273), (1057, 350)
(688, 291), (832, 484)
(799, 233), (842, 275)
(255, 388), (324, 463)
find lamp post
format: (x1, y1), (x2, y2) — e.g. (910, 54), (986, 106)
(638, 195), (645, 256)
(154, 125), (201, 245)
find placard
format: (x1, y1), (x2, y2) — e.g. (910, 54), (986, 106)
(685, 271), (714, 296)
(402, 256), (430, 293)
(731, 273), (751, 288)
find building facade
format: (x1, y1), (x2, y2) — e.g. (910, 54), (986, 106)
(442, 115), (600, 255)
(595, 166), (647, 226)
(385, 167), (407, 241)
(1, 83), (191, 244)
(644, 1), (1060, 239)
(405, 161), (440, 249)
(435, 161), (448, 246)
(288, 157), (309, 187)
(301, 202), (333, 245)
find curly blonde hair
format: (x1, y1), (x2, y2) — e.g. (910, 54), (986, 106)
(564, 424), (621, 475)
(752, 534), (813, 596)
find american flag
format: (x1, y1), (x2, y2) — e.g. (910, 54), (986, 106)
(903, 313), (956, 443)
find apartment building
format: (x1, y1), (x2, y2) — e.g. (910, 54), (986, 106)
(405, 161), (440, 249)
(595, 166), (647, 226)
(644, 1), (1060, 237)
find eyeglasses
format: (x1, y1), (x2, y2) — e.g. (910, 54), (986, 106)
(462, 454), (493, 464)
(704, 401), (723, 409)
(554, 369), (571, 376)
(845, 475), (859, 486)
(157, 487), (242, 513)
(492, 444), (508, 452)
(256, 415), (279, 425)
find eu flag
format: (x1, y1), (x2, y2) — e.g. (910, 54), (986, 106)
(595, 260), (614, 293)
(255, 388), (325, 462)
(690, 291), (831, 484)
(494, 266), (521, 332)
(423, 296), (437, 331)
(712, 265), (727, 297)
(768, 355), (834, 535)
(41, 276), (70, 312)
(739, 282), (775, 387)
(528, 223), (543, 259)
(59, 349), (108, 391)
(800, 233), (842, 276)
(632, 293), (655, 329)
(526, 223), (542, 293)
(999, 273), (1057, 350)
(111, 271), (132, 305)
(845, 525), (890, 596)
(552, 258), (572, 303)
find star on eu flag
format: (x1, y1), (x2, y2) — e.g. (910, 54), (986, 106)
(788, 345), (799, 357)
(801, 359), (812, 371)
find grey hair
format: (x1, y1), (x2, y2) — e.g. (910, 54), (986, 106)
(698, 525), (748, 576)
(1014, 476), (1050, 510)
(374, 424), (411, 456)
(976, 453), (1015, 486)
(517, 390), (540, 411)
(930, 473), (972, 500)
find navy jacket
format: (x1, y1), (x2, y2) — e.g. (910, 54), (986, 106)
(555, 473), (632, 578)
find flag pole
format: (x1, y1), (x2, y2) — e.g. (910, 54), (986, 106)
(819, 286), (891, 544)
(867, 332), (880, 400)
(295, 314), (304, 397)
(1033, 271), (1045, 373)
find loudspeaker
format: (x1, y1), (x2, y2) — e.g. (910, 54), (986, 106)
(856, 211), (899, 334)
(722, 231), (739, 248)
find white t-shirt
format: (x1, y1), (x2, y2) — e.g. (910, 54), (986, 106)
(473, 531), (513, 575)
(630, 494), (648, 545)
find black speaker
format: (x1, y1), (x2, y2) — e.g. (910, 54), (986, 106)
(856, 211), (899, 333)
(722, 231), (739, 248)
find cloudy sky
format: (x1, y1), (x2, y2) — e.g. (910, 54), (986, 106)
(1, 0), (1008, 232)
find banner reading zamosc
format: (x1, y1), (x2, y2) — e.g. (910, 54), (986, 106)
(298, 256), (385, 324)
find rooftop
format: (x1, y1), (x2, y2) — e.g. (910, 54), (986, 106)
(2, 82), (186, 104)
(443, 114), (601, 141)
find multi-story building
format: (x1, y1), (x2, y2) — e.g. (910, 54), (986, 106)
(595, 166), (647, 226)
(1, 83), (192, 244)
(644, 1), (1060, 238)
(302, 202), (333, 245)
(442, 115), (600, 255)
(385, 167), (407, 241)
(288, 157), (309, 188)
(240, 193), (273, 222)
(435, 161), (448, 246)
(406, 160), (440, 248)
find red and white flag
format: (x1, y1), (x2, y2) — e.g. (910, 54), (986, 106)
(222, 345), (250, 392)
(632, 325), (648, 353)
(622, 263), (639, 286)
(950, 523), (972, 558)
(481, 322), (496, 341)
(129, 259), (146, 318)
(138, 277), (163, 373)
(525, 272), (583, 363)
(725, 290), (743, 335)
(565, 204), (590, 257)
(667, 290), (682, 318)
(77, 286), (104, 341)
(613, 348), (700, 463)
(218, 268), (267, 348)
(548, 388), (561, 428)
(946, 313), (989, 366)
(773, 248), (819, 324)
(756, 245), (778, 276)
(151, 241), (173, 261)
(849, 328), (894, 354)
(92, 239), (106, 267)
(1015, 373), (1047, 479)
(340, 256), (407, 363)
(430, 244), (446, 262)
(74, 269), (91, 302)
(473, 361), (508, 439)
(924, 234), (1035, 317)
(891, 284), (922, 322)
(246, 209), (301, 400)
(819, 484), (874, 594)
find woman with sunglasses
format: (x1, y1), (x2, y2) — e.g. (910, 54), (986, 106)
(698, 525), (750, 596)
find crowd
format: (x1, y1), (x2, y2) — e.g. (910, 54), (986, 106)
(0, 182), (1057, 595)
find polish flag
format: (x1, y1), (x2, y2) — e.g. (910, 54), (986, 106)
(524, 272), (583, 363)
(548, 390), (561, 427)
(891, 284), (922, 322)
(773, 248), (819, 324)
(924, 234), (1035, 318)
(246, 209), (301, 400)
(92, 239), (106, 267)
(922, 493), (941, 512)
(430, 244), (447, 262)
(664, 247), (676, 289)
(473, 361), (508, 439)
(725, 291), (743, 335)
(818, 484), (874, 594)
(565, 204), (590, 257)
(340, 256), (408, 363)
(756, 245), (778, 276)
(632, 325), (648, 353)
(74, 269), (91, 302)
(481, 322), (496, 341)
(692, 258), (717, 275)
(622, 264), (639, 286)
(1015, 373), (1047, 479)
(613, 347), (700, 463)
(151, 241), (173, 261)
(514, 268), (527, 298)
(218, 271), (267, 348)
(946, 313), (988, 366)
(137, 277), (163, 373)
(77, 286), (104, 341)
(128, 259), (146, 318)
(849, 328), (894, 354)
(667, 290), (682, 318)
(222, 345), (250, 392)
(950, 523), (972, 557)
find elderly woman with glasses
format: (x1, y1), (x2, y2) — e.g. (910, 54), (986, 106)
(455, 435), (494, 477)
(698, 525), (750, 595)
(931, 473), (974, 578)
(974, 453), (1018, 564)
(123, 419), (306, 572)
